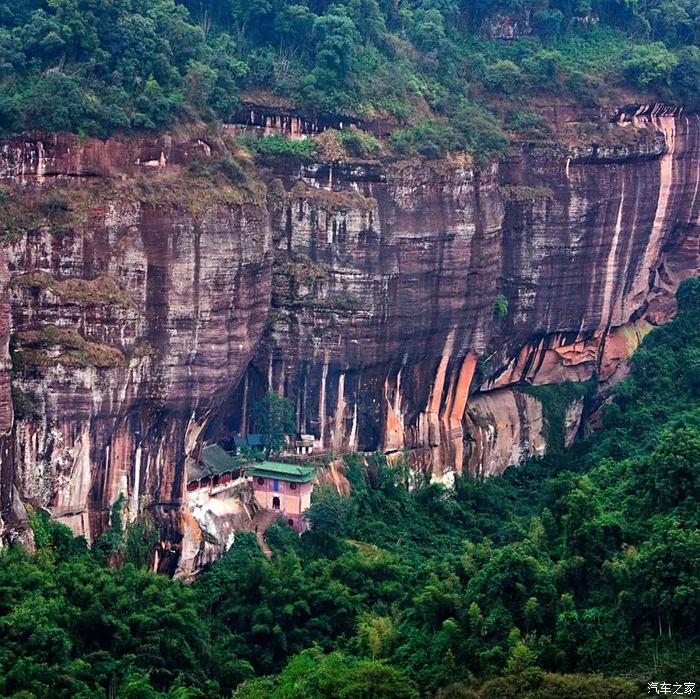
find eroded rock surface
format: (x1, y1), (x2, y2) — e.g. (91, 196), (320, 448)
(234, 105), (700, 479)
(2, 104), (700, 573)
(0, 135), (271, 571)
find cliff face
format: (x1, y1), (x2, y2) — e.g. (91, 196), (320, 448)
(1, 106), (699, 571)
(235, 105), (700, 479)
(0, 133), (272, 569)
(231, 160), (501, 482)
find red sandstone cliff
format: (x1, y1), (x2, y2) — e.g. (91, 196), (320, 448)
(1, 105), (699, 571)
(0, 133), (272, 569)
(233, 105), (700, 479)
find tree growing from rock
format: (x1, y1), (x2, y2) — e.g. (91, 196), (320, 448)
(253, 390), (296, 457)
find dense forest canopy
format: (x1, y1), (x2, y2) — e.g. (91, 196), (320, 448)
(1, 0), (700, 151)
(1, 280), (699, 697)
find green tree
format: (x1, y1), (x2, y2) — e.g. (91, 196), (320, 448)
(252, 390), (296, 456)
(483, 61), (523, 97)
(622, 43), (679, 88)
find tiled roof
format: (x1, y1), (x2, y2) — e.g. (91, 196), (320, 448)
(232, 434), (264, 447)
(186, 444), (238, 481)
(247, 461), (316, 483)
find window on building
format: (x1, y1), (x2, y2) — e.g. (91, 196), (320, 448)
(257, 477), (265, 485)
(290, 483), (297, 490)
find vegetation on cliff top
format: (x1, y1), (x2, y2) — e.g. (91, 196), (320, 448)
(2, 280), (699, 697)
(2, 0), (700, 157)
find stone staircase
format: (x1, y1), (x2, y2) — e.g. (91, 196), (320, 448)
(251, 508), (280, 558)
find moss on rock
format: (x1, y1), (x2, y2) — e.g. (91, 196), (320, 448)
(517, 379), (595, 451)
(11, 272), (132, 307)
(499, 185), (555, 202)
(15, 324), (125, 369)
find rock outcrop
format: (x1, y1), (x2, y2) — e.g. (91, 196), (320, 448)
(1, 104), (700, 572)
(479, 10), (533, 39)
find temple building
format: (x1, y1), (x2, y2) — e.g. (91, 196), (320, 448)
(247, 461), (316, 532)
(186, 444), (242, 494)
(231, 434), (265, 454)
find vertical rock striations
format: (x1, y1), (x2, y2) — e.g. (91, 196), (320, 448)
(231, 160), (502, 483)
(0, 247), (33, 549)
(2, 105), (700, 572)
(235, 106), (700, 479)
(0, 135), (271, 571)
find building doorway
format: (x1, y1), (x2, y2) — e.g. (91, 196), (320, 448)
(272, 496), (281, 510)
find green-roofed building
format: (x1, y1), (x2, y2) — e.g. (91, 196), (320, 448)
(248, 460), (317, 532)
(186, 444), (242, 493)
(247, 461), (316, 482)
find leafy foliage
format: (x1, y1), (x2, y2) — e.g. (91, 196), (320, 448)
(493, 293), (509, 319)
(337, 127), (381, 158)
(241, 133), (317, 166)
(388, 102), (508, 160)
(519, 379), (595, 451)
(0, 0), (246, 135)
(5, 0), (700, 151)
(252, 390), (296, 456)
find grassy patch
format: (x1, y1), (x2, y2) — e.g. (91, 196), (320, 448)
(122, 169), (266, 213)
(0, 186), (90, 243)
(15, 324), (125, 369)
(499, 185), (554, 202)
(563, 121), (664, 154)
(288, 181), (376, 213)
(11, 272), (133, 307)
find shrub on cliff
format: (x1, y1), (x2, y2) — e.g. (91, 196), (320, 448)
(389, 121), (458, 159)
(187, 154), (248, 185)
(622, 43), (679, 89)
(388, 103), (506, 160)
(338, 128), (381, 158)
(243, 134), (317, 165)
(315, 129), (348, 163)
(483, 61), (523, 98)
(493, 294), (509, 318)
(676, 276), (700, 312)
(505, 111), (551, 139)
(37, 191), (70, 218)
